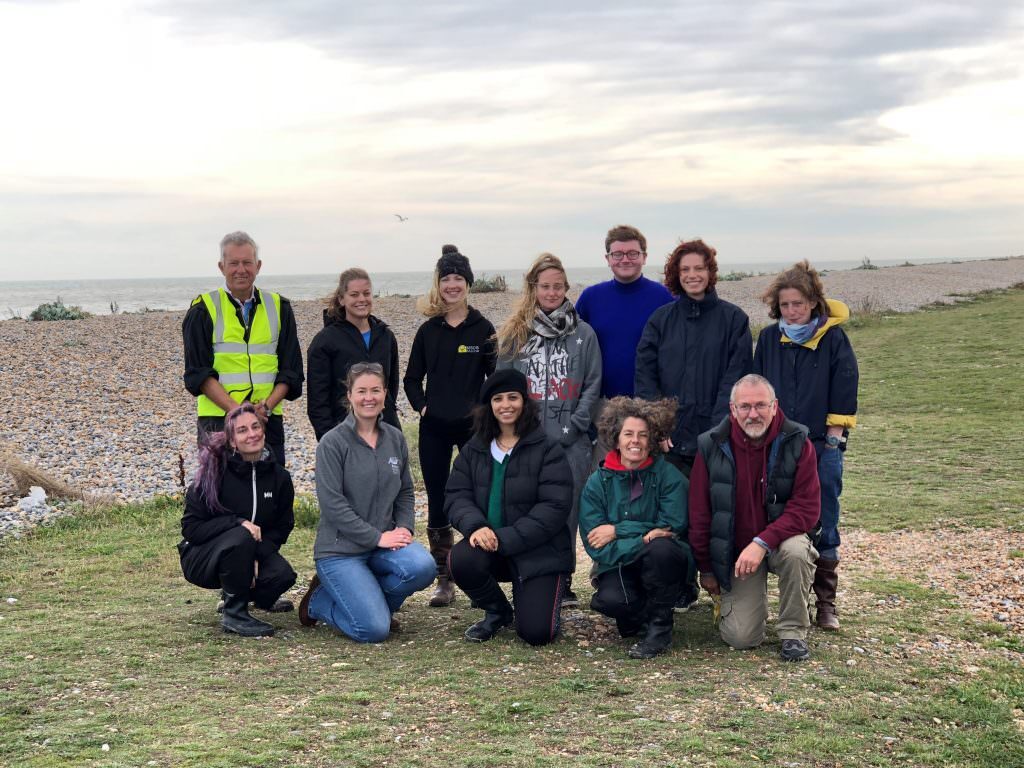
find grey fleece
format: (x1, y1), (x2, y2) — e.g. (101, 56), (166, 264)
(313, 413), (415, 558)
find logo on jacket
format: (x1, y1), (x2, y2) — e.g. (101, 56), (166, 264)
(263, 491), (273, 499)
(387, 456), (400, 474)
(458, 344), (480, 353)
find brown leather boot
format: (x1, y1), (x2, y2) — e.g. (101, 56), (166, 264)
(812, 558), (840, 631)
(427, 526), (456, 607)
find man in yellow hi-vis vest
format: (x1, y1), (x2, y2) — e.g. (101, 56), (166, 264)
(182, 231), (304, 465)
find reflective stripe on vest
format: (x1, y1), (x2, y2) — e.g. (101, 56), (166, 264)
(196, 288), (282, 417)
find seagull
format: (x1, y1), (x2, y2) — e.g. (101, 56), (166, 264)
(394, 214), (408, 223)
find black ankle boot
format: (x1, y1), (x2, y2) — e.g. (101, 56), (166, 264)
(221, 592), (274, 637)
(463, 582), (514, 642)
(628, 607), (674, 659)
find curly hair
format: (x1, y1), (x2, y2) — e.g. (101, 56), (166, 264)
(761, 260), (829, 320)
(605, 224), (647, 254)
(596, 397), (678, 456)
(663, 239), (718, 297)
(495, 252), (568, 358)
(325, 267), (371, 322)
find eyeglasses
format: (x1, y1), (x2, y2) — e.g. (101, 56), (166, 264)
(732, 401), (775, 415)
(607, 250), (645, 262)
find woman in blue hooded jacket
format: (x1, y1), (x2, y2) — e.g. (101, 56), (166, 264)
(753, 260), (858, 631)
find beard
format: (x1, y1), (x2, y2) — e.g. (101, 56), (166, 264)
(741, 418), (770, 440)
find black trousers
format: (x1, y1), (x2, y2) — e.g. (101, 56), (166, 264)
(418, 414), (473, 528)
(590, 538), (692, 631)
(197, 414), (286, 467)
(179, 526), (296, 609)
(448, 539), (565, 647)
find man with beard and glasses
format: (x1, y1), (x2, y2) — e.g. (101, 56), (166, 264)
(688, 375), (821, 662)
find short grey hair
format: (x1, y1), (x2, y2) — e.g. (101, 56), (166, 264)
(730, 374), (776, 403)
(219, 231), (259, 263)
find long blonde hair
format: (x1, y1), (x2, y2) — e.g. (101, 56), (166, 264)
(415, 267), (451, 318)
(495, 253), (568, 358)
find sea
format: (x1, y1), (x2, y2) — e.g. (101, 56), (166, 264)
(0, 256), (966, 318)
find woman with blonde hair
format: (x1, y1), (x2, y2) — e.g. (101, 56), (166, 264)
(404, 244), (496, 607)
(495, 253), (601, 606)
(307, 268), (401, 440)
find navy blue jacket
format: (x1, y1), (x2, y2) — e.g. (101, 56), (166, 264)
(635, 290), (752, 458)
(753, 299), (859, 450)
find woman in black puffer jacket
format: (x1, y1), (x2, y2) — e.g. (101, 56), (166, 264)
(179, 403), (296, 637)
(445, 369), (573, 646)
(306, 268), (401, 439)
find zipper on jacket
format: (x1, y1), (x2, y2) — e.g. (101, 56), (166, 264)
(250, 464), (258, 522)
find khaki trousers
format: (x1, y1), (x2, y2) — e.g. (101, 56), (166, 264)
(719, 534), (818, 648)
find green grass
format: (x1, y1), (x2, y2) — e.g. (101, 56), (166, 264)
(1, 289), (1023, 767)
(842, 288), (1024, 532)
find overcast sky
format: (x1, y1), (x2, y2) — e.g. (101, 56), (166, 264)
(1, 0), (1021, 280)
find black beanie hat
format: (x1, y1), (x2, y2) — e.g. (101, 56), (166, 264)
(436, 244), (474, 286)
(479, 369), (529, 405)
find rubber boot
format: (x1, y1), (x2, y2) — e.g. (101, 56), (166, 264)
(427, 527), (457, 607)
(812, 558), (840, 631)
(221, 592), (274, 637)
(462, 581), (514, 642)
(628, 607), (674, 659)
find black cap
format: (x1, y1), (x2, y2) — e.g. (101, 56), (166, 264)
(436, 244), (474, 286)
(479, 369), (529, 405)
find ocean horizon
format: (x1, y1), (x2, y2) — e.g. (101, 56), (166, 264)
(0, 256), (980, 318)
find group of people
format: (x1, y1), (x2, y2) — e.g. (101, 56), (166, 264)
(177, 225), (858, 662)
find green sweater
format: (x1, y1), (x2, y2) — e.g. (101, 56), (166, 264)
(579, 455), (688, 575)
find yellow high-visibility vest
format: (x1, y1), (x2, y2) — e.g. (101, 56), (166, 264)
(195, 288), (282, 417)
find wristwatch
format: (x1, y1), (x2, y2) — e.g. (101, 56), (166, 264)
(825, 435), (846, 448)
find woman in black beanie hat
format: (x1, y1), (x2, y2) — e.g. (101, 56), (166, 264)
(443, 370), (574, 646)
(403, 245), (496, 607)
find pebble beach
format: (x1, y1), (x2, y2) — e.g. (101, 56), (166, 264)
(2, 257), (1023, 527)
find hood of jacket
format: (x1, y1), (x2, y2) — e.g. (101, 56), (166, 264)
(781, 298), (849, 351)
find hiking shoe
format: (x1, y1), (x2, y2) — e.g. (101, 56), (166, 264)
(561, 588), (580, 608)
(780, 638), (810, 662)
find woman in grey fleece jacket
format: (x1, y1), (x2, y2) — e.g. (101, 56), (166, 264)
(495, 253), (602, 604)
(298, 363), (435, 642)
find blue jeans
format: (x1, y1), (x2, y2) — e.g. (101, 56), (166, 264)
(817, 446), (843, 560)
(310, 542), (435, 643)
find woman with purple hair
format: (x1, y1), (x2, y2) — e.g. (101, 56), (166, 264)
(178, 403), (297, 637)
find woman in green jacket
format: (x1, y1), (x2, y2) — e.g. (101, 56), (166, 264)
(579, 397), (695, 659)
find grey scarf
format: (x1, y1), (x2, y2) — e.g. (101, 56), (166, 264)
(523, 300), (578, 354)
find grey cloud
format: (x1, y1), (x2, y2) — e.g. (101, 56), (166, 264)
(152, 1), (1020, 145)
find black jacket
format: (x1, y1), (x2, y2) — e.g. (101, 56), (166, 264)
(306, 310), (401, 439)
(445, 426), (573, 581)
(180, 452), (295, 559)
(635, 290), (752, 457)
(403, 307), (496, 423)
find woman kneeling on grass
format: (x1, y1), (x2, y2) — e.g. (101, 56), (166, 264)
(298, 362), (435, 642)
(445, 369), (574, 646)
(179, 403), (297, 638)
(580, 397), (695, 659)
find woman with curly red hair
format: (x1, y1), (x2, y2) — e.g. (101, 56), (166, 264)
(635, 239), (752, 480)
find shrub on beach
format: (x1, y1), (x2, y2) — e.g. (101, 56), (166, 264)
(29, 298), (91, 321)
(470, 274), (507, 293)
